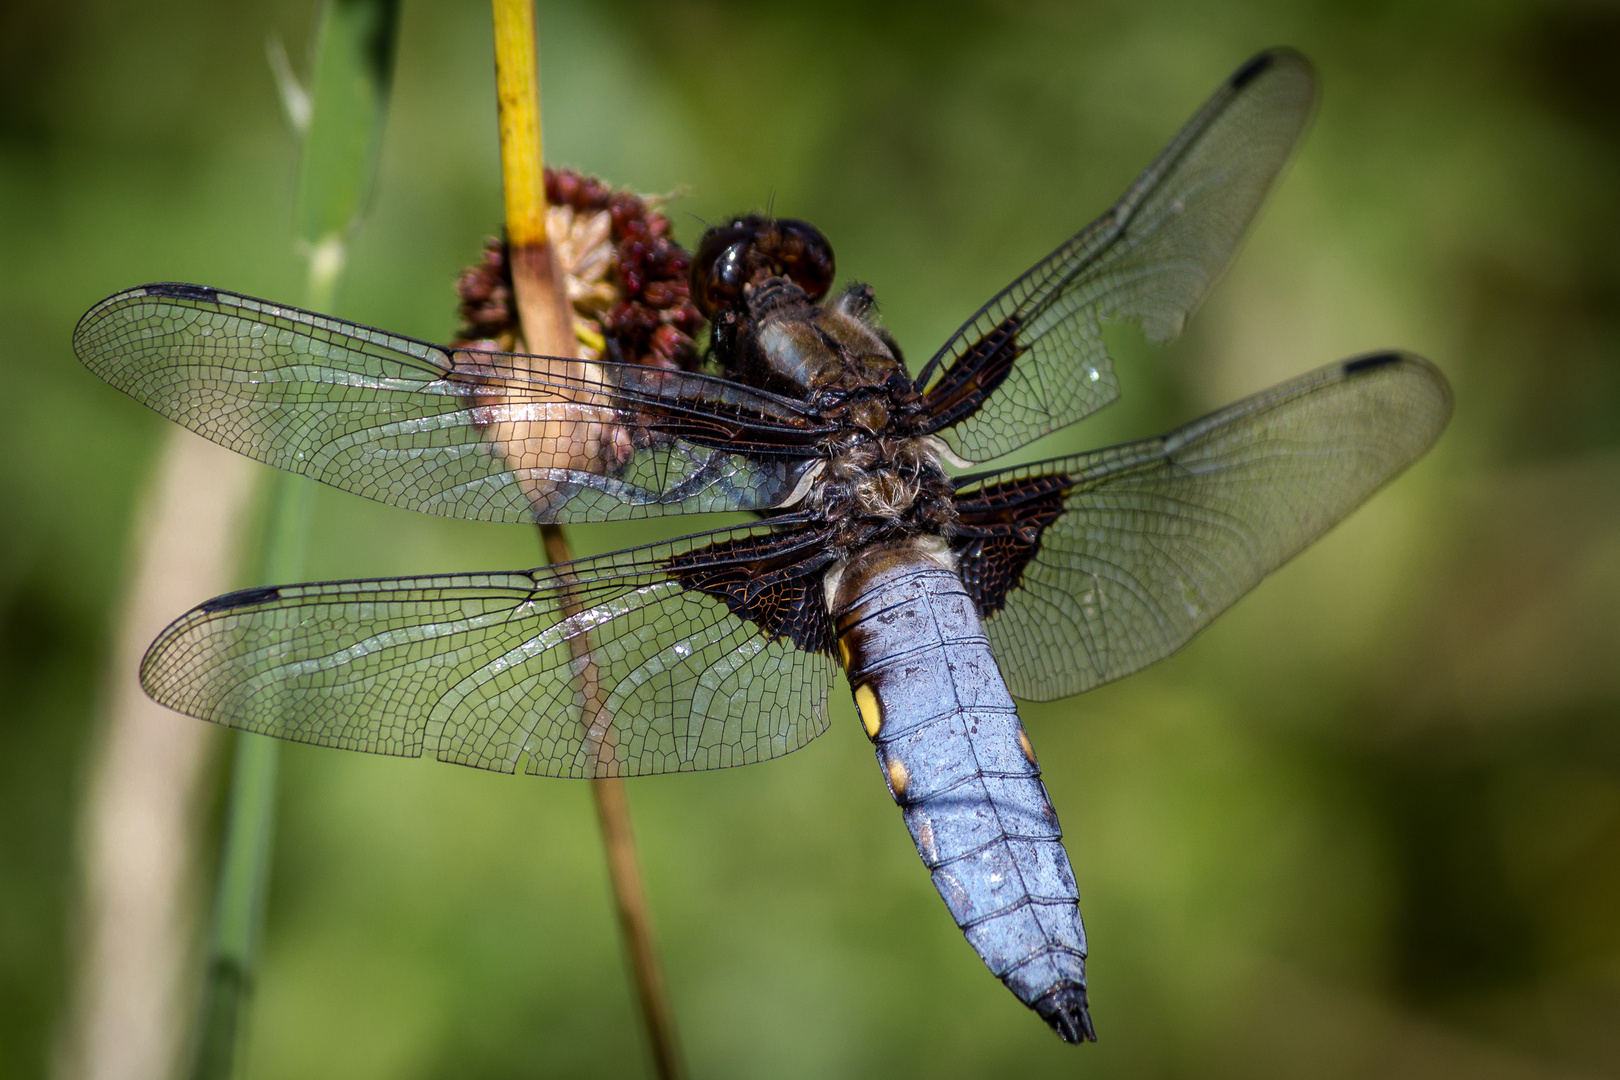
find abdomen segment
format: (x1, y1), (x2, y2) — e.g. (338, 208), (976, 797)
(829, 540), (1096, 1042)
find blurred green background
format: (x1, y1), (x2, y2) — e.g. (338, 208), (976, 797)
(4, 0), (1620, 1077)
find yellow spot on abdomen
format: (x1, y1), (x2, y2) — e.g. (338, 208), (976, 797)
(853, 683), (883, 740)
(1018, 728), (1039, 769)
(886, 754), (909, 797)
(837, 635), (851, 668)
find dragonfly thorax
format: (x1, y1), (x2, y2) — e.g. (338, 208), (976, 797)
(718, 276), (906, 400)
(804, 434), (956, 553)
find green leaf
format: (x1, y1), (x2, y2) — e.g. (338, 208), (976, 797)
(295, 0), (402, 250)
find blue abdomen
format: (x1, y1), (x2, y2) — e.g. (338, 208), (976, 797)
(829, 540), (1095, 1042)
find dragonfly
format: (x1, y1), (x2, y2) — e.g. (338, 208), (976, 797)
(74, 48), (1450, 1043)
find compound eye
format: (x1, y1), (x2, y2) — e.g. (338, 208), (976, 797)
(689, 215), (838, 318)
(760, 219), (835, 304)
(691, 216), (766, 319)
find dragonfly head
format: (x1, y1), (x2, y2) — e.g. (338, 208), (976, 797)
(691, 214), (834, 319)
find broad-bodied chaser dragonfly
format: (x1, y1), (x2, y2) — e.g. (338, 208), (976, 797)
(74, 49), (1450, 1042)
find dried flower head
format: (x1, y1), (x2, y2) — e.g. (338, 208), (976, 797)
(452, 168), (704, 371)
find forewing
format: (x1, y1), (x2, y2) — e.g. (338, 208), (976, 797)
(140, 524), (840, 778)
(74, 284), (830, 523)
(916, 49), (1316, 463)
(951, 353), (1452, 701)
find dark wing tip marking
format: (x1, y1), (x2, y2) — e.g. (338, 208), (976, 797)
(1230, 47), (1313, 90)
(74, 284), (226, 369)
(147, 282), (222, 303)
(916, 47), (1317, 464)
(1341, 350), (1406, 376)
(1341, 350), (1454, 426)
(1229, 49), (1277, 89)
(198, 585), (283, 613)
(1035, 985), (1097, 1044)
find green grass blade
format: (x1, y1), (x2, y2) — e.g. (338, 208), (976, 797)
(186, 3), (400, 1077)
(296, 0), (402, 251)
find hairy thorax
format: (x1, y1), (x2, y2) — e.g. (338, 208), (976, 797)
(722, 277), (958, 552)
(804, 434), (957, 552)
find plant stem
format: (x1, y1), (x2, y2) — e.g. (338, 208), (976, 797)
(187, 466), (312, 1080)
(187, 1), (398, 1074)
(585, 737), (687, 1080)
(491, 4), (684, 1076)
(491, 0), (574, 353)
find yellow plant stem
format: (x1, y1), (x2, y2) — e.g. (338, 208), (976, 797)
(491, 0), (575, 361)
(491, 3), (684, 1077)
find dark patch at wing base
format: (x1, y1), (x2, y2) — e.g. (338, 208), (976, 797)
(951, 472), (1073, 617)
(913, 314), (1026, 435)
(665, 528), (838, 655)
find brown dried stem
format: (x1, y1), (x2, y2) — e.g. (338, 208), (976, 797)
(490, 4), (684, 1077)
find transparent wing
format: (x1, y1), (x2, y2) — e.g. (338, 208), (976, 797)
(950, 352), (1452, 701)
(917, 48), (1317, 463)
(140, 524), (839, 778)
(74, 284), (831, 524)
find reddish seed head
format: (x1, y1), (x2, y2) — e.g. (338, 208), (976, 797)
(452, 168), (704, 371)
